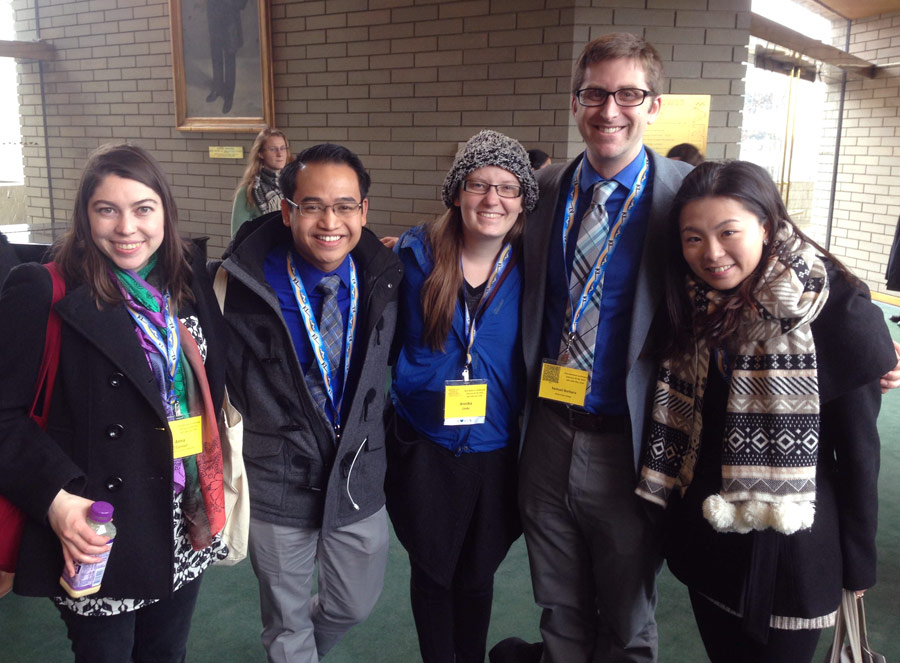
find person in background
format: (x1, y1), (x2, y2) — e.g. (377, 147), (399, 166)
(386, 130), (537, 663)
(528, 148), (551, 171)
(231, 127), (291, 236)
(637, 160), (895, 662)
(217, 143), (402, 663)
(666, 143), (704, 166)
(0, 143), (227, 662)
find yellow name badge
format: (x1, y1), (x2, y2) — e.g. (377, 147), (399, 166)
(169, 416), (203, 459)
(444, 380), (488, 426)
(538, 360), (589, 407)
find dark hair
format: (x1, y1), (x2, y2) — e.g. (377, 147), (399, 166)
(572, 33), (665, 97)
(279, 143), (371, 202)
(237, 127), (291, 209)
(527, 148), (550, 170)
(662, 160), (855, 355)
(666, 143), (704, 167)
(53, 143), (193, 308)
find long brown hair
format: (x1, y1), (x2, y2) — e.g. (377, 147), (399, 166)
(420, 205), (525, 351)
(237, 127), (290, 210)
(663, 160), (856, 356)
(53, 143), (194, 309)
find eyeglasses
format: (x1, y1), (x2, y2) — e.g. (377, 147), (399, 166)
(285, 198), (364, 219)
(264, 146), (289, 153)
(462, 180), (522, 199)
(574, 87), (652, 108)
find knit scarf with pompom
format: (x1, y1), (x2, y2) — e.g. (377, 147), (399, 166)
(636, 228), (829, 535)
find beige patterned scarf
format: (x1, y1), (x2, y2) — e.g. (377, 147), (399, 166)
(636, 229), (829, 535)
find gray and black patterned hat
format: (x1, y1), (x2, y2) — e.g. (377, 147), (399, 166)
(441, 130), (539, 213)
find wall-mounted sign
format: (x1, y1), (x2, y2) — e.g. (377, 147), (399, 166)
(209, 146), (244, 159)
(644, 94), (711, 157)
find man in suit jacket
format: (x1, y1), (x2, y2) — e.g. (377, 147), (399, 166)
(514, 34), (692, 663)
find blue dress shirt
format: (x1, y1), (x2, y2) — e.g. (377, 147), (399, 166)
(540, 148), (655, 414)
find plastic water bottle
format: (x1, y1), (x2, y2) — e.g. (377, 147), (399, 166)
(59, 501), (116, 598)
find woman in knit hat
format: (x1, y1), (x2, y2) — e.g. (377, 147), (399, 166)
(385, 130), (538, 663)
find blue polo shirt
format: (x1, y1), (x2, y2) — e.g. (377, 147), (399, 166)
(264, 244), (351, 424)
(540, 148), (654, 415)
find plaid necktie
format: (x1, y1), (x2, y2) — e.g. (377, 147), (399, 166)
(307, 274), (343, 415)
(560, 180), (618, 386)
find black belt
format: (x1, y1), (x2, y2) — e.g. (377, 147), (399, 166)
(543, 399), (630, 434)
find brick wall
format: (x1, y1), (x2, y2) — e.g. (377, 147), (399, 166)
(15, 0), (750, 257)
(825, 12), (900, 294)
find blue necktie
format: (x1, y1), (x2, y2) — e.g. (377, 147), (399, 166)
(307, 274), (343, 415)
(560, 180), (618, 390)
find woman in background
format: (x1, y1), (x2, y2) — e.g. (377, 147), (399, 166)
(231, 127), (291, 236)
(0, 144), (227, 662)
(386, 130), (537, 663)
(637, 160), (895, 662)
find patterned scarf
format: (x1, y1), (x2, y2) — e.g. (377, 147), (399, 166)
(636, 229), (829, 535)
(251, 166), (283, 214)
(110, 256), (224, 549)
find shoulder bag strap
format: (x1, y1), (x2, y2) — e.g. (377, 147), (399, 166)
(29, 262), (66, 429)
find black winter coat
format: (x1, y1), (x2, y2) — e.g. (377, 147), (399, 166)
(0, 246), (225, 599)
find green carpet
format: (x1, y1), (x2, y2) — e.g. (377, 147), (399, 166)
(2, 311), (899, 661)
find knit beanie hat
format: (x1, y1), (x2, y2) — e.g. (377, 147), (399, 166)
(441, 130), (539, 213)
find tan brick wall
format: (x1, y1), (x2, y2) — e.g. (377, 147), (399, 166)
(825, 12), (900, 294)
(15, 0), (750, 257)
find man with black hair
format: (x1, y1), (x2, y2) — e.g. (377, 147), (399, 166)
(217, 144), (402, 663)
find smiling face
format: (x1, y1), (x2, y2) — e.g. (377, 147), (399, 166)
(282, 162), (368, 273)
(679, 196), (769, 291)
(260, 135), (288, 171)
(88, 174), (165, 272)
(573, 58), (661, 179)
(455, 166), (524, 247)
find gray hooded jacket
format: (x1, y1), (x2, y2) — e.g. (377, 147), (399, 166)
(215, 213), (402, 532)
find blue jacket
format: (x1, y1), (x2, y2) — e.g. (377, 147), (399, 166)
(391, 225), (524, 453)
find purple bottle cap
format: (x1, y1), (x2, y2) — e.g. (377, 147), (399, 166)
(89, 501), (114, 523)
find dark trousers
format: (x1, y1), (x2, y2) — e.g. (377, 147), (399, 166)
(690, 590), (822, 663)
(56, 576), (203, 663)
(519, 401), (662, 663)
(410, 558), (494, 663)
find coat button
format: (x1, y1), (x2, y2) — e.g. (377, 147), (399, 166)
(105, 476), (123, 492)
(106, 424), (124, 439)
(108, 373), (124, 388)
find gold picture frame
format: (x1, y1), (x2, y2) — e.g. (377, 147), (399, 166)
(169, 0), (274, 132)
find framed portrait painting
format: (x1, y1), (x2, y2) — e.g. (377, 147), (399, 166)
(169, 0), (274, 132)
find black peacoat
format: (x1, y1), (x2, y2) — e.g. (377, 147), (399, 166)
(0, 245), (225, 600)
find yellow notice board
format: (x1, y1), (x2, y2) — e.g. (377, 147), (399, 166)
(209, 146), (244, 159)
(644, 94), (710, 157)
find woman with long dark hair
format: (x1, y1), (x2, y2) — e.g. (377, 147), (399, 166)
(637, 160), (895, 662)
(0, 143), (227, 662)
(386, 130), (537, 663)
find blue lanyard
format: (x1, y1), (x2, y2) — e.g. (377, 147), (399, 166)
(286, 254), (359, 424)
(125, 292), (181, 412)
(460, 243), (513, 380)
(561, 154), (649, 342)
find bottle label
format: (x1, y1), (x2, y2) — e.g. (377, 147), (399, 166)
(60, 538), (115, 597)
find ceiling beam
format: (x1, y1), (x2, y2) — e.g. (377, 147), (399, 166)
(0, 40), (56, 61)
(750, 14), (876, 78)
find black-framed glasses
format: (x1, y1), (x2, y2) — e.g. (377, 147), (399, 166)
(574, 87), (652, 108)
(285, 198), (364, 219)
(462, 180), (522, 199)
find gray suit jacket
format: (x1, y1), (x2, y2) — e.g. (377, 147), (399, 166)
(522, 148), (693, 471)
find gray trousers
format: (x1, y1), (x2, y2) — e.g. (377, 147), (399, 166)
(248, 507), (389, 663)
(519, 401), (662, 663)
